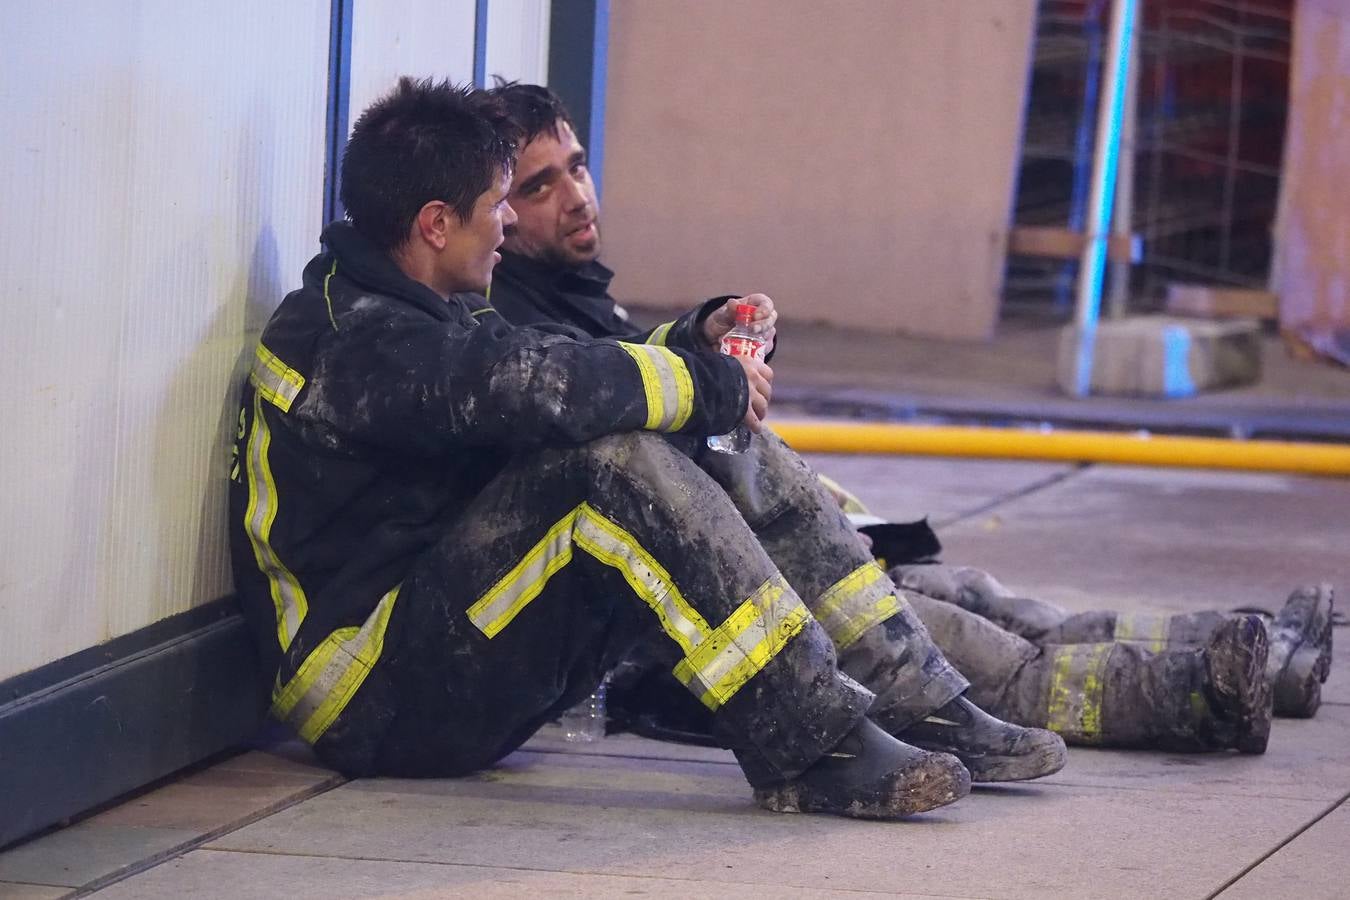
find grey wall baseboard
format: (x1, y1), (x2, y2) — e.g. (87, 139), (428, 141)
(0, 600), (265, 849)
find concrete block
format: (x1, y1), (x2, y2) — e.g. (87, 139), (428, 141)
(1057, 316), (1263, 397)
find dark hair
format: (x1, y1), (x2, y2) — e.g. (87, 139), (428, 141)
(488, 78), (576, 146)
(340, 77), (520, 251)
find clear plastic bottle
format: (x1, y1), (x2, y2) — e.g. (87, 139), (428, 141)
(560, 673), (610, 742)
(707, 303), (768, 455)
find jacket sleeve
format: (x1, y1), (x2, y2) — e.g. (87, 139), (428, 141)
(291, 306), (748, 456)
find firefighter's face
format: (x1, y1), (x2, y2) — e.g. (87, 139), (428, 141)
(443, 168), (517, 294)
(502, 120), (600, 269)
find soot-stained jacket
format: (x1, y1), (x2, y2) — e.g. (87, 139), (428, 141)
(228, 221), (747, 738)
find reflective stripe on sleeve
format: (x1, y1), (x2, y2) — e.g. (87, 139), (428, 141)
(271, 585), (400, 743)
(648, 321), (675, 346)
(1113, 612), (1170, 652)
(1044, 643), (1113, 743)
(812, 562), (903, 650)
(250, 343), (306, 413)
(243, 391), (309, 650)
(616, 342), (695, 432)
(672, 574), (811, 711)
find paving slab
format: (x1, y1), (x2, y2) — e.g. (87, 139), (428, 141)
(205, 749), (1324, 900)
(0, 749), (339, 890)
(0, 882), (71, 899)
(932, 465), (1350, 614)
(802, 453), (1078, 527)
(92, 848), (980, 900)
(1219, 799), (1350, 899)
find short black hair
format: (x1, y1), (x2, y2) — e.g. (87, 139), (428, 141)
(488, 78), (576, 146)
(340, 77), (520, 252)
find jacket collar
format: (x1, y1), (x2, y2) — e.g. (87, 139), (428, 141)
(496, 249), (615, 300)
(319, 221), (461, 321)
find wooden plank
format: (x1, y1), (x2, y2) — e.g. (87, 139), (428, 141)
(1166, 284), (1279, 320)
(1007, 225), (1139, 263)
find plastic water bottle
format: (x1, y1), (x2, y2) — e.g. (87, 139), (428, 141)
(707, 303), (768, 454)
(560, 673), (610, 742)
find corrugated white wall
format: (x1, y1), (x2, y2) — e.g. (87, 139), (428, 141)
(348, 0), (478, 126)
(0, 1), (550, 685)
(0, 2), (330, 683)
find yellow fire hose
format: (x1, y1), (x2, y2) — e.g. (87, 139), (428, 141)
(769, 420), (1350, 478)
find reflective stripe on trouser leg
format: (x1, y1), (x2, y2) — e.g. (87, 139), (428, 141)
(812, 561), (904, 650)
(1044, 643), (1114, 743)
(271, 585), (400, 743)
(465, 501), (812, 711)
(1113, 612), (1170, 652)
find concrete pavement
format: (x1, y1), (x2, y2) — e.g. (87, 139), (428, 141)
(3, 451), (1346, 899)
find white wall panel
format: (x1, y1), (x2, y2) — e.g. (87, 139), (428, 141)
(485, 0), (551, 86)
(0, 2), (330, 682)
(348, 0), (477, 125)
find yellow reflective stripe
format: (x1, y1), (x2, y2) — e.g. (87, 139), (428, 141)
(573, 505), (709, 654)
(464, 503), (710, 655)
(322, 259), (339, 331)
(250, 342), (306, 413)
(1045, 643), (1112, 742)
(467, 508), (579, 638)
(1114, 612), (1169, 652)
(272, 585), (400, 744)
(813, 562), (903, 650)
(243, 392), (308, 650)
(616, 343), (695, 432)
(816, 473), (872, 516)
(648, 321), (675, 346)
(672, 574), (811, 711)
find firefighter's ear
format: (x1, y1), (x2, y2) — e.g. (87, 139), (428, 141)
(413, 201), (450, 251)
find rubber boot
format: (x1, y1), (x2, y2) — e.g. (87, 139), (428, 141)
(1206, 615), (1274, 754)
(1267, 584), (1335, 718)
(752, 718), (970, 819)
(891, 695), (1067, 783)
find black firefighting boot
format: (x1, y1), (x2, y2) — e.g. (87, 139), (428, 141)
(889, 695), (1067, 783)
(1266, 584), (1335, 718)
(1204, 614), (1273, 754)
(752, 718), (970, 819)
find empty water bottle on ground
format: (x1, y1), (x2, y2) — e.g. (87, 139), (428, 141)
(561, 672), (610, 742)
(707, 303), (768, 454)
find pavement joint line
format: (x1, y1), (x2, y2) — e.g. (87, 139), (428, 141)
(1206, 787), (1350, 898)
(64, 771), (347, 899)
(932, 462), (1091, 530)
(195, 846), (990, 898)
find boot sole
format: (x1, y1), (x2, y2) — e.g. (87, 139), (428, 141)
(1272, 585), (1334, 718)
(754, 755), (971, 819)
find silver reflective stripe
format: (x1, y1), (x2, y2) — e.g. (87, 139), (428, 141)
(648, 321), (675, 346)
(643, 347), (684, 431)
(250, 343), (306, 412)
(1045, 643), (1113, 741)
(244, 391), (307, 649)
(616, 343), (693, 432)
(573, 507), (707, 652)
(1114, 612), (1169, 651)
(275, 586), (400, 743)
(685, 576), (804, 693)
(812, 562), (901, 649)
(467, 510), (578, 638)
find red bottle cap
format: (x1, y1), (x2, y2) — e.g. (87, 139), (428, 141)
(735, 302), (756, 324)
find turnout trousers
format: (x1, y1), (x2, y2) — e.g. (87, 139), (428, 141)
(315, 432), (964, 785)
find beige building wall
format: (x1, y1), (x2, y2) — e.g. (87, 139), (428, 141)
(600, 0), (1036, 340)
(1273, 0), (1350, 334)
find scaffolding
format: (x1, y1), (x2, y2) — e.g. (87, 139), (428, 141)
(1006, 0), (1292, 316)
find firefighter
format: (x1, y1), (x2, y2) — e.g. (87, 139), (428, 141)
(482, 80), (1284, 754)
(229, 77), (1069, 822)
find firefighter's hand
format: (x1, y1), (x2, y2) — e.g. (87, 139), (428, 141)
(735, 356), (774, 432)
(703, 293), (778, 349)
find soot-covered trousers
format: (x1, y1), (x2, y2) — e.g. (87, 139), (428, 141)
(330, 431), (967, 785)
